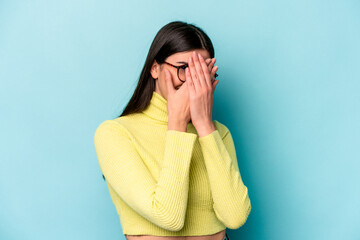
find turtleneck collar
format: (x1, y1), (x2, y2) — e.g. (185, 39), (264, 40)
(142, 91), (169, 123)
(141, 91), (196, 132)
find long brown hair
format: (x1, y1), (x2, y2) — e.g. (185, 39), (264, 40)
(116, 21), (215, 118)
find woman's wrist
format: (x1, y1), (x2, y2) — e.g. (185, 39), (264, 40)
(168, 117), (188, 132)
(195, 121), (216, 137)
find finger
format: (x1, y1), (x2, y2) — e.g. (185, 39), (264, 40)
(206, 59), (215, 81)
(164, 69), (175, 95)
(212, 79), (219, 88)
(198, 53), (212, 88)
(192, 51), (206, 88)
(178, 79), (189, 97)
(185, 66), (195, 96)
(206, 59), (212, 77)
(211, 65), (218, 79)
(212, 79), (219, 94)
(188, 55), (200, 92)
(208, 58), (216, 71)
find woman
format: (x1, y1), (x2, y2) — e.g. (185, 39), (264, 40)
(94, 21), (251, 240)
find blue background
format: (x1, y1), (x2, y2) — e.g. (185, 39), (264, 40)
(1, 0), (359, 239)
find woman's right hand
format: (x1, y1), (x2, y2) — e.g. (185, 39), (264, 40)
(164, 68), (191, 131)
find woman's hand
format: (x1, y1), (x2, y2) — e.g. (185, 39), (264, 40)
(165, 68), (191, 132)
(186, 51), (219, 137)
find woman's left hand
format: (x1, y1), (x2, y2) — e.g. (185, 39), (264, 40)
(186, 51), (219, 137)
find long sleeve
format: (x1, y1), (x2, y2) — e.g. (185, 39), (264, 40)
(94, 120), (197, 231)
(198, 125), (251, 229)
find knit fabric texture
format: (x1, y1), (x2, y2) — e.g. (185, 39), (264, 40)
(94, 91), (251, 236)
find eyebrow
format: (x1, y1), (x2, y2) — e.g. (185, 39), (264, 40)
(176, 61), (188, 64)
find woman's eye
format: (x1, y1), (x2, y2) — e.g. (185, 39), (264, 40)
(180, 65), (188, 69)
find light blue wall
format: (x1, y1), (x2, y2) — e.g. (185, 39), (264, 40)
(1, 0), (359, 239)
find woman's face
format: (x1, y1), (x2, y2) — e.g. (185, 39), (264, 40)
(150, 49), (211, 100)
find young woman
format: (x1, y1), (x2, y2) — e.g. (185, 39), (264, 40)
(94, 21), (251, 240)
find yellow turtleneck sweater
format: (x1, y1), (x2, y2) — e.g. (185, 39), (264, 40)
(94, 91), (251, 236)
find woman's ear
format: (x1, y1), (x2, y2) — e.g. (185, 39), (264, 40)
(150, 60), (160, 80)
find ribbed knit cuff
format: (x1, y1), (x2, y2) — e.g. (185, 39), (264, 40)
(162, 130), (197, 169)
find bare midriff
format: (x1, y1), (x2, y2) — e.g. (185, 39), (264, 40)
(125, 229), (225, 240)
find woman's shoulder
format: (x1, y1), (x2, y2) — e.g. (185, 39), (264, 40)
(94, 114), (139, 138)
